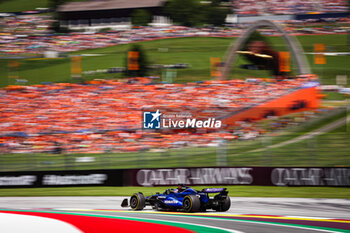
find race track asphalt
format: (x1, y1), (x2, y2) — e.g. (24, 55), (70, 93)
(1, 197), (349, 233)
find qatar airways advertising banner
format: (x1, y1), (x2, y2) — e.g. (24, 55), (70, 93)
(127, 167), (350, 187)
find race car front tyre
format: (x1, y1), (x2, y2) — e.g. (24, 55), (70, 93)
(214, 195), (231, 212)
(130, 193), (146, 210)
(183, 195), (201, 212)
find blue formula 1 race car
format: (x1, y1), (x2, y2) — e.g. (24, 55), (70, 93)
(121, 185), (231, 212)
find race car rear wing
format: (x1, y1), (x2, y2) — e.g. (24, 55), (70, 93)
(201, 188), (227, 194)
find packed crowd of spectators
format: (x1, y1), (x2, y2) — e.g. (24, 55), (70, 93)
(234, 0), (349, 15)
(0, 15), (53, 35)
(0, 27), (241, 55)
(0, 75), (318, 154)
(1, 14), (349, 55)
(0, 15), (240, 54)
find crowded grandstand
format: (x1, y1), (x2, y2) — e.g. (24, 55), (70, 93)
(0, 0), (349, 156)
(0, 75), (321, 154)
(234, 0), (349, 15)
(1, 14), (349, 55)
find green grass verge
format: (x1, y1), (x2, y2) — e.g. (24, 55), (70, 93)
(1, 34), (349, 87)
(0, 186), (349, 199)
(323, 91), (348, 101)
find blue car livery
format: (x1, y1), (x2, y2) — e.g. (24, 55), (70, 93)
(121, 185), (231, 212)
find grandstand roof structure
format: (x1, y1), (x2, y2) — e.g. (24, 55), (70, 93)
(58, 0), (166, 12)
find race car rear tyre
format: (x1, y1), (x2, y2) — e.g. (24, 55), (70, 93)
(214, 195), (231, 212)
(130, 193), (146, 210)
(183, 195), (201, 212)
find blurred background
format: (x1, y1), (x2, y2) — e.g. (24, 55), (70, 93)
(0, 0), (349, 172)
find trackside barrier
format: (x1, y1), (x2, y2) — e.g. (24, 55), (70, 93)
(0, 167), (349, 188)
(0, 169), (123, 188)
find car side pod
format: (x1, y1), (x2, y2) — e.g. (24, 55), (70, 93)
(121, 198), (128, 207)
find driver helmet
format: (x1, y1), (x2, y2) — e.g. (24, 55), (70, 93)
(177, 184), (186, 192)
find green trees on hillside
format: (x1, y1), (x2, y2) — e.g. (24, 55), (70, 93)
(164, 0), (201, 27)
(165, 0), (230, 27)
(49, 0), (68, 11)
(49, 0), (230, 29)
(131, 9), (152, 26)
(49, 0), (69, 32)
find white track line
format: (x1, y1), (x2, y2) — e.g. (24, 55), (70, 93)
(56, 211), (244, 233)
(155, 213), (345, 233)
(62, 210), (344, 233)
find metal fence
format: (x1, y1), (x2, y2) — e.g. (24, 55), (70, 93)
(0, 131), (348, 172)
